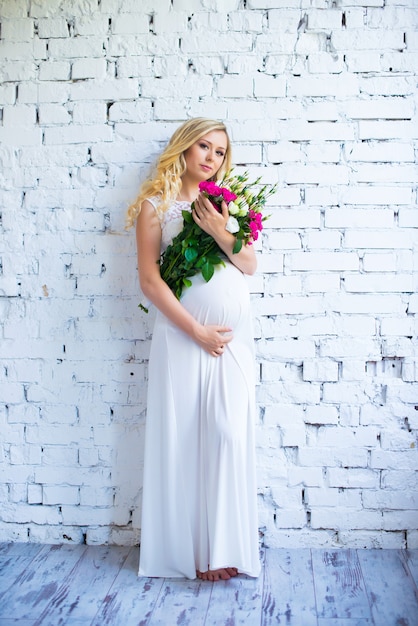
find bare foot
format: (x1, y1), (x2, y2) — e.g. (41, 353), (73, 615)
(196, 567), (239, 581)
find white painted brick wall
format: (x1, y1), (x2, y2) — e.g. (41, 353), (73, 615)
(0, 0), (417, 550)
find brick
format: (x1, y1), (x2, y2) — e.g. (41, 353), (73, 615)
(0, 0), (29, 18)
(399, 209), (418, 228)
(307, 53), (344, 74)
(254, 75), (286, 97)
(0, 61), (37, 81)
(38, 103), (71, 125)
(359, 121), (417, 140)
(217, 75), (253, 98)
(305, 102), (339, 122)
(79, 486), (114, 507)
(304, 405), (339, 425)
(345, 52), (382, 73)
(118, 55), (154, 79)
(44, 124), (113, 145)
(28, 484), (43, 504)
(345, 274), (414, 293)
(112, 13), (149, 35)
(371, 450), (418, 470)
(266, 274), (302, 295)
(303, 360), (339, 382)
(290, 252), (358, 271)
(349, 141), (414, 163)
(380, 52), (418, 73)
(72, 58), (107, 80)
(1, 18), (34, 41)
(325, 208), (394, 228)
(70, 78), (138, 101)
(285, 120), (355, 141)
(39, 61), (71, 81)
(75, 15), (110, 36)
(37, 17), (69, 38)
(43, 485), (80, 505)
(2, 503), (61, 525)
(288, 75), (358, 98)
(10, 445), (41, 465)
(381, 470), (418, 490)
(337, 531), (404, 549)
(344, 98), (414, 121)
(354, 164), (417, 184)
(283, 163), (350, 184)
(360, 76), (415, 97)
(407, 530), (418, 549)
(153, 11), (188, 33)
(182, 32), (252, 53)
(383, 510), (418, 530)
(229, 10), (263, 31)
(402, 360), (418, 382)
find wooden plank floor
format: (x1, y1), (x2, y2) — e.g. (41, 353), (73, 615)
(0, 543), (417, 625)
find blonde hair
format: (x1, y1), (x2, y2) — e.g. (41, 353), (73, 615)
(126, 118), (232, 228)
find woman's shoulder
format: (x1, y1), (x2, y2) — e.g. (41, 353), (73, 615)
(143, 195), (161, 210)
(145, 196), (191, 221)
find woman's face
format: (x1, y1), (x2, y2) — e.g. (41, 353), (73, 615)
(183, 130), (228, 183)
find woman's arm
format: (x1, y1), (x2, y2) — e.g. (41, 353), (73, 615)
(136, 200), (233, 356)
(192, 193), (257, 275)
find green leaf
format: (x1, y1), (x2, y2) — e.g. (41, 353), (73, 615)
(233, 238), (243, 254)
(184, 247), (198, 262)
(206, 254), (222, 265)
(182, 210), (193, 223)
(183, 278), (192, 288)
(202, 261), (214, 282)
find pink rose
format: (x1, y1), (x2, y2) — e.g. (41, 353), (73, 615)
(199, 181), (223, 196)
(221, 188), (237, 203)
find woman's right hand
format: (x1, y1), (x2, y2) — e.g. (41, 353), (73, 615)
(137, 202), (233, 357)
(193, 324), (233, 357)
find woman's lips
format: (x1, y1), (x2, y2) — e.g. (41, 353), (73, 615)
(200, 165), (212, 172)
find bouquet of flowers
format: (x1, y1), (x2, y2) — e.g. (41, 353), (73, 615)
(140, 171), (276, 309)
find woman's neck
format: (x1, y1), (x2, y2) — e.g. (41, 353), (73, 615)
(177, 177), (199, 202)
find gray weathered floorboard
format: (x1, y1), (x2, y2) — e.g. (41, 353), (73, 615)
(261, 548), (317, 625)
(1, 543), (418, 625)
(318, 617), (373, 626)
(403, 548), (418, 590)
(34, 545), (131, 626)
(0, 621), (37, 625)
(358, 549), (418, 626)
(0, 543), (42, 558)
(0, 543), (43, 595)
(91, 547), (164, 626)
(147, 578), (213, 625)
(312, 549), (370, 620)
(204, 569), (264, 625)
(0, 544), (86, 621)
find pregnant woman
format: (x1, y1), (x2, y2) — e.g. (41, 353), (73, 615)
(126, 118), (260, 582)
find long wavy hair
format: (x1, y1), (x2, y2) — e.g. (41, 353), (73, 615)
(126, 118), (232, 228)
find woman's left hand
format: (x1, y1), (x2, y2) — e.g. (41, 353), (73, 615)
(192, 190), (257, 276)
(192, 192), (228, 238)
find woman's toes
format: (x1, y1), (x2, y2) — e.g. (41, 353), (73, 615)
(225, 567), (238, 577)
(198, 567), (238, 581)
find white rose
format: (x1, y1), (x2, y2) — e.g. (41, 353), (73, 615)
(237, 201), (249, 217)
(228, 201), (240, 215)
(225, 215), (240, 234)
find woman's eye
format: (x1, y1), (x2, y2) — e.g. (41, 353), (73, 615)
(200, 143), (208, 149)
(217, 151), (225, 157)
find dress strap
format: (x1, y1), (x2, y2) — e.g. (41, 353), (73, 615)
(145, 196), (164, 223)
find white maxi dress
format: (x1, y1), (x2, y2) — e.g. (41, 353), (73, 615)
(138, 198), (260, 579)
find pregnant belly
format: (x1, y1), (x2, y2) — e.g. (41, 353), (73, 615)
(180, 261), (251, 328)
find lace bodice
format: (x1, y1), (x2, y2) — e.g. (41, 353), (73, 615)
(148, 198), (192, 253)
